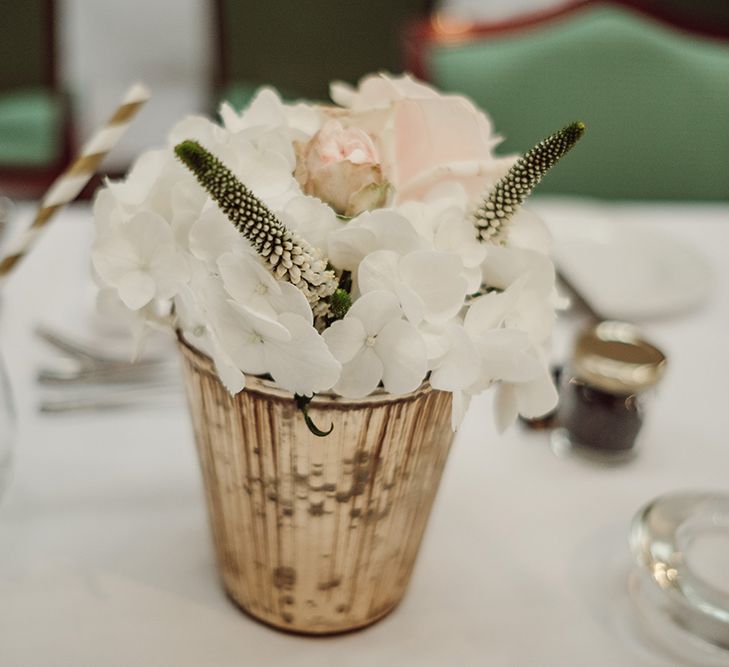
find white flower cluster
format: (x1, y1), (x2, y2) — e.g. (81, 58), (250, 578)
(92, 73), (561, 430)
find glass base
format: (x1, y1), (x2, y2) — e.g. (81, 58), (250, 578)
(550, 427), (637, 465)
(629, 492), (729, 664)
(629, 569), (729, 666)
(0, 456), (10, 503)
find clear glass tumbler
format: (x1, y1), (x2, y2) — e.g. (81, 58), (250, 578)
(0, 196), (16, 500)
(0, 349), (15, 502)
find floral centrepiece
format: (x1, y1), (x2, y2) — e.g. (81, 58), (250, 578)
(92, 73), (584, 431)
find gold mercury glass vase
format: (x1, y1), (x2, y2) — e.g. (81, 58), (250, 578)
(178, 334), (456, 634)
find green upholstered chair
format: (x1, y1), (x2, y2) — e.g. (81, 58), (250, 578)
(0, 1), (69, 196)
(411, 3), (729, 200)
(214, 0), (434, 108)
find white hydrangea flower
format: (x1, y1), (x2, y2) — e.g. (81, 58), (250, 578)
(463, 280), (558, 430)
(278, 195), (340, 253)
(220, 88), (287, 134)
(398, 186), (486, 293)
(358, 249), (468, 325)
(95, 288), (170, 362)
(429, 322), (481, 393)
(218, 303), (340, 396)
(180, 268), (340, 396)
(92, 210), (189, 310)
(322, 291), (427, 398)
(481, 247), (558, 346)
(218, 251), (312, 323)
(327, 209), (423, 272)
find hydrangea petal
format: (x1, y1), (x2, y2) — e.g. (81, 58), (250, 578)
(228, 301), (291, 343)
(346, 290), (401, 336)
(266, 313), (341, 395)
(208, 333), (247, 394)
(149, 246), (190, 300)
(451, 389), (472, 430)
(513, 367), (559, 419)
(327, 226), (377, 271)
(270, 282), (313, 324)
(92, 237), (139, 284)
(375, 318), (427, 395)
(322, 318), (366, 364)
(333, 348), (383, 398)
(494, 384), (519, 433)
(430, 324), (481, 392)
(190, 208), (241, 264)
(117, 270), (156, 310)
(399, 250), (467, 323)
(477, 329), (543, 383)
(357, 250), (399, 296)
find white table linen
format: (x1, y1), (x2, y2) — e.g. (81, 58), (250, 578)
(0, 198), (727, 666)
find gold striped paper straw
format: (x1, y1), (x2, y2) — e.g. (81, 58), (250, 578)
(0, 82), (151, 280)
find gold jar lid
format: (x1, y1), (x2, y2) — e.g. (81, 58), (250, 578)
(572, 321), (667, 395)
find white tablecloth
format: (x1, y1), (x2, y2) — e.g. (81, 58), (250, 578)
(0, 199), (727, 666)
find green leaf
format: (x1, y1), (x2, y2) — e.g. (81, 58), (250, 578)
(329, 288), (352, 320)
(295, 394), (334, 437)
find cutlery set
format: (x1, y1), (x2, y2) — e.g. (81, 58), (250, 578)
(35, 325), (182, 413)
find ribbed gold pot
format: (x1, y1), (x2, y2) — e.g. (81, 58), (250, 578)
(178, 335), (455, 635)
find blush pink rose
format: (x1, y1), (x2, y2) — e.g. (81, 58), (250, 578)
(294, 119), (390, 217)
(330, 73), (516, 204)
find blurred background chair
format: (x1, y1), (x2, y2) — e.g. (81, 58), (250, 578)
(0, 0), (71, 198)
(407, 0), (729, 200)
(5, 0), (728, 202)
(213, 0), (435, 107)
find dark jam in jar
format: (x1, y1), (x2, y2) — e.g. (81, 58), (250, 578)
(558, 375), (643, 451)
(554, 321), (666, 456)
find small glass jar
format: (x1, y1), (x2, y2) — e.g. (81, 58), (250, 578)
(553, 321), (666, 459)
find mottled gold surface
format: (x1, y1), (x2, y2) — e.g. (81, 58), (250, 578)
(178, 336), (455, 634)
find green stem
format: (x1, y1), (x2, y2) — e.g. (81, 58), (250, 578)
(295, 394), (334, 437)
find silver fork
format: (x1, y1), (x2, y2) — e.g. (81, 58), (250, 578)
(35, 325), (182, 413)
